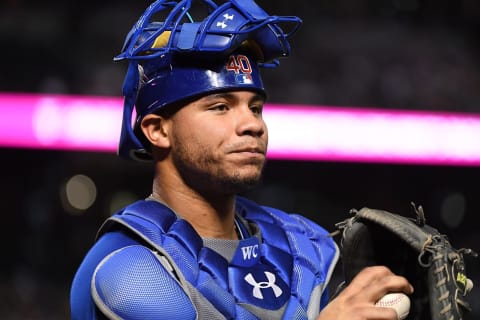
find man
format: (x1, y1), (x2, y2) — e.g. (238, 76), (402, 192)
(70, 0), (413, 319)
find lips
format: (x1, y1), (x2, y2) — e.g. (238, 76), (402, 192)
(231, 147), (265, 154)
(226, 140), (267, 157)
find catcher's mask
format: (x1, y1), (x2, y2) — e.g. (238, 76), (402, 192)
(115, 0), (302, 161)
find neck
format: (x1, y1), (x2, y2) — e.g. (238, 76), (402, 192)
(151, 175), (238, 240)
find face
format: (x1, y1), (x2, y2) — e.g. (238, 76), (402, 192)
(168, 90), (268, 195)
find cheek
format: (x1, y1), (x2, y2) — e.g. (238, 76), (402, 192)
(173, 120), (226, 154)
(191, 120), (230, 146)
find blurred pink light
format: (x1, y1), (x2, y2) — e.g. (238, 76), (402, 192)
(265, 104), (480, 166)
(1, 93), (480, 166)
(1, 93), (121, 151)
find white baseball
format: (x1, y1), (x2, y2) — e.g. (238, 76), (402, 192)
(375, 293), (411, 320)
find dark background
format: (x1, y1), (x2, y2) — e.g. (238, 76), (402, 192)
(1, 0), (480, 318)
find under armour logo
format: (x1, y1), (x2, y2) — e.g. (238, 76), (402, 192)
(216, 13), (234, 29)
(244, 272), (283, 299)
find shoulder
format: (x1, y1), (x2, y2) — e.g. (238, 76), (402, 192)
(70, 230), (140, 319)
(92, 244), (197, 320)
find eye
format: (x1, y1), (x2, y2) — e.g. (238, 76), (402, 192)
(209, 103), (229, 112)
(250, 104), (263, 115)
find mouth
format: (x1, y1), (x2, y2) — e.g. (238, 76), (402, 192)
(226, 140), (267, 162)
(228, 145), (267, 158)
(227, 145), (266, 164)
(231, 147), (265, 155)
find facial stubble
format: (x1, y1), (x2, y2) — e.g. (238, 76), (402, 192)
(171, 135), (265, 195)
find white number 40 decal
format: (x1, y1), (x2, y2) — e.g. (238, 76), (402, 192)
(226, 54), (252, 74)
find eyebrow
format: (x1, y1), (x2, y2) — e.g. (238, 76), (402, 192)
(202, 92), (265, 104)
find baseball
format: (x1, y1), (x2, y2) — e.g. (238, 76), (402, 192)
(375, 293), (411, 320)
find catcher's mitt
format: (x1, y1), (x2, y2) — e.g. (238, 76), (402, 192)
(333, 203), (477, 320)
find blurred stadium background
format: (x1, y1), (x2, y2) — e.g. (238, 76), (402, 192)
(1, 0), (480, 318)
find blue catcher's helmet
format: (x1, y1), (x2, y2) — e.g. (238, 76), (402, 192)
(116, 0), (302, 160)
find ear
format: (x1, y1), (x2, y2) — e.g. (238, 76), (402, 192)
(140, 113), (171, 148)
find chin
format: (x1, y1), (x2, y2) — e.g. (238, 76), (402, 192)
(221, 172), (263, 194)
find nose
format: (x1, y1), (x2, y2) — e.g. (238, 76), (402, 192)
(235, 106), (266, 137)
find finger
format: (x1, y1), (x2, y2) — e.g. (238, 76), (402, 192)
(343, 266), (414, 301)
(361, 275), (414, 304)
(318, 297), (400, 320)
(364, 305), (399, 320)
(342, 266), (395, 293)
(323, 302), (400, 320)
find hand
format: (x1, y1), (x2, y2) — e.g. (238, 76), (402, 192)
(316, 266), (414, 320)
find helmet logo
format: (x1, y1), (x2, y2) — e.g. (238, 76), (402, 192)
(216, 13), (235, 29)
(226, 54), (253, 84)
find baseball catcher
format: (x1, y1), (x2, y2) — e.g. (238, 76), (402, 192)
(333, 203), (477, 320)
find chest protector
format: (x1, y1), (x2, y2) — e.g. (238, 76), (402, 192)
(92, 197), (338, 320)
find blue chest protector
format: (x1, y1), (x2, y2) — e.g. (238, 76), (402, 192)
(71, 197), (338, 320)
